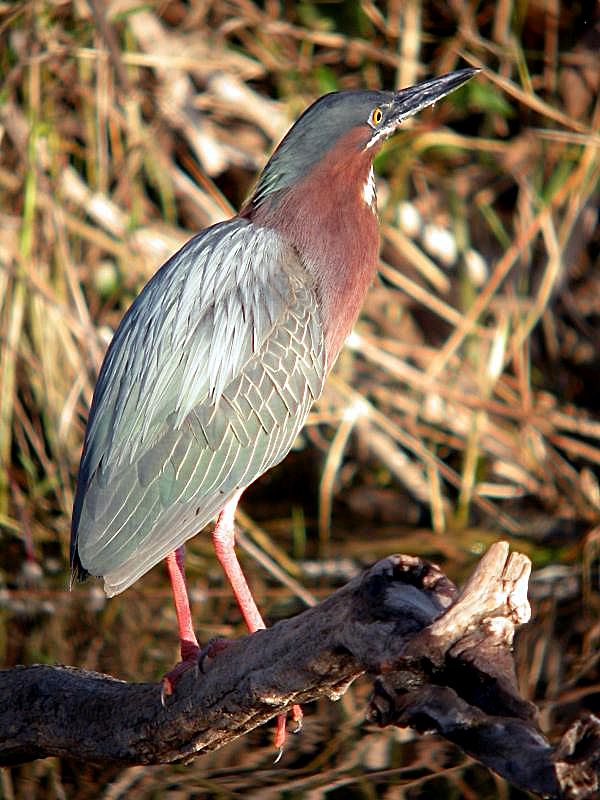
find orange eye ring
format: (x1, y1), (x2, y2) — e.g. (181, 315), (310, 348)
(370, 107), (383, 126)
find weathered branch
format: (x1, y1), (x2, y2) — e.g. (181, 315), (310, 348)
(1, 543), (598, 798)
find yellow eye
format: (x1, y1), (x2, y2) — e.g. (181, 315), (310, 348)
(370, 107), (383, 126)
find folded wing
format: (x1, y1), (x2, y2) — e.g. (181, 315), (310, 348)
(71, 218), (326, 596)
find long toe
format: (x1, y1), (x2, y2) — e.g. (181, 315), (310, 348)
(291, 703), (303, 733)
(274, 703), (304, 755)
(160, 647), (200, 705)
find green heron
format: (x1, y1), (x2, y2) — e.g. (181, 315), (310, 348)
(70, 67), (477, 745)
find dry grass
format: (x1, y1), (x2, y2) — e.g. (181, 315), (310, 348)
(1, 1), (600, 797)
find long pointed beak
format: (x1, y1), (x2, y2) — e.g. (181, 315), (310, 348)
(383, 67), (479, 130)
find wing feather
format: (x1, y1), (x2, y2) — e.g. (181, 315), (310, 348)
(71, 217), (326, 595)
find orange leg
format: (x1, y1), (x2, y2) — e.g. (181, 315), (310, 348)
(212, 492), (302, 750)
(161, 545), (199, 699)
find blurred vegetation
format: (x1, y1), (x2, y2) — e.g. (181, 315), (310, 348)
(1, 0), (599, 797)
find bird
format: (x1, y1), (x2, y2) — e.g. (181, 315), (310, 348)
(70, 67), (478, 746)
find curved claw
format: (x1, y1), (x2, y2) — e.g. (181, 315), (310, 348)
(160, 651), (200, 706)
(291, 703), (303, 734)
(273, 703), (304, 759)
(274, 712), (288, 752)
(160, 676), (174, 707)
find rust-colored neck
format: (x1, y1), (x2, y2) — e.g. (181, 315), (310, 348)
(243, 130), (381, 369)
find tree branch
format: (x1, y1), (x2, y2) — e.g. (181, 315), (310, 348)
(1, 543), (598, 798)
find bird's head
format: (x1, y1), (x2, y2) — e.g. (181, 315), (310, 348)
(246, 68), (478, 210)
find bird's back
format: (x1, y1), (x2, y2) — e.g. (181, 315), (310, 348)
(71, 217), (326, 596)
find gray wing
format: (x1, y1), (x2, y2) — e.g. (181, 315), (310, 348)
(71, 217), (326, 596)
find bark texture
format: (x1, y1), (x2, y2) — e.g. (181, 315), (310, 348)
(1, 543), (598, 799)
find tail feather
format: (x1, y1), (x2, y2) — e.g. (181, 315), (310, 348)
(69, 543), (90, 588)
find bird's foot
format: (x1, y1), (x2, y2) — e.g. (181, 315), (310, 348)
(197, 637), (232, 673)
(196, 639), (304, 757)
(161, 637), (232, 705)
(291, 703), (304, 733)
(161, 637), (304, 758)
(274, 703), (303, 761)
(160, 644), (201, 705)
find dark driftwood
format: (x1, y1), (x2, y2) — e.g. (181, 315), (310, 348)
(1, 543), (599, 798)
